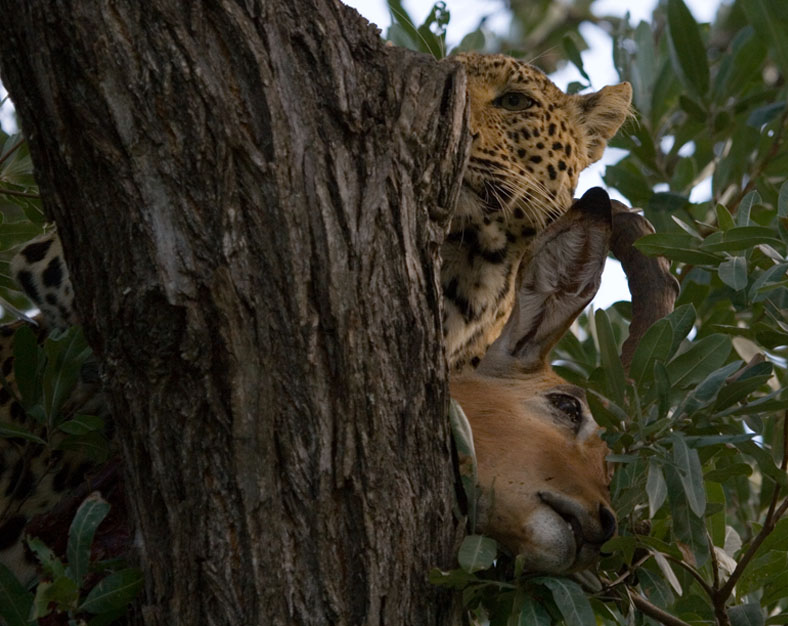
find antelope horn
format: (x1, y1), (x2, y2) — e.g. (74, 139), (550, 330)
(609, 200), (679, 371)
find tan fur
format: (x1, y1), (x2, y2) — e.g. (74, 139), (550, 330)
(443, 53), (631, 371)
(451, 370), (612, 573)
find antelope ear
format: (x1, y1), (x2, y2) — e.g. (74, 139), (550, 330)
(478, 187), (612, 375)
(574, 82), (632, 164)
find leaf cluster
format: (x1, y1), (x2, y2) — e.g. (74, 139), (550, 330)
(0, 495), (142, 626)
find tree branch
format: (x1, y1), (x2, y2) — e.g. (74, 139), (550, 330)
(628, 590), (693, 626)
(728, 107), (788, 214)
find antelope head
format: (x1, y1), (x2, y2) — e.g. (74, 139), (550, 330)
(450, 187), (677, 574)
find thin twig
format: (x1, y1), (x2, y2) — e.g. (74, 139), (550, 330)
(600, 553), (652, 590)
(628, 589), (693, 626)
(716, 495), (788, 602)
(728, 107), (788, 214)
(665, 555), (714, 598)
(0, 188), (39, 199)
(0, 136), (25, 167)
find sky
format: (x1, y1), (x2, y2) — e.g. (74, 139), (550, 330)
(1, 1), (723, 309)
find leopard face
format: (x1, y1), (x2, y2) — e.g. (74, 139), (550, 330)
(443, 53), (632, 370)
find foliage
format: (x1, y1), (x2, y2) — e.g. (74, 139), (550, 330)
(423, 0), (788, 624)
(0, 494), (142, 626)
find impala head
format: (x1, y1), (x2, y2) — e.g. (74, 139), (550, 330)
(450, 187), (677, 574)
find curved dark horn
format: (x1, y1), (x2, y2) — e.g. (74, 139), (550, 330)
(610, 200), (679, 371)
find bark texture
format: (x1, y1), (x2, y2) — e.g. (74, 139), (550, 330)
(0, 1), (470, 624)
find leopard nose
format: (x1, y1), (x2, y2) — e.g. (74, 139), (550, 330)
(599, 505), (616, 543)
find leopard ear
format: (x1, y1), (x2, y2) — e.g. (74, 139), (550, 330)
(574, 82), (632, 164)
(477, 187), (612, 376)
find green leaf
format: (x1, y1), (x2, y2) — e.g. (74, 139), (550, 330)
(78, 568), (143, 614)
(43, 326), (93, 423)
(31, 576), (79, 619)
(0, 420), (46, 444)
(701, 226), (784, 251)
(742, 0), (788, 85)
(718, 256), (748, 290)
(671, 433), (706, 517)
(747, 102), (786, 128)
(647, 461), (667, 516)
(26, 537), (66, 580)
(666, 334), (731, 389)
(57, 430), (110, 463)
(634, 233), (721, 264)
(67, 493), (111, 585)
(594, 309), (626, 406)
(679, 360), (744, 415)
(716, 204), (735, 231)
(665, 465), (709, 566)
(58, 414), (104, 435)
(706, 481), (726, 547)
(737, 191), (760, 226)
(666, 304), (696, 353)
(516, 594), (551, 626)
(0, 562), (34, 626)
(729, 603), (766, 626)
(12, 324), (41, 408)
(653, 551), (682, 596)
(427, 567), (477, 589)
(736, 440), (788, 488)
(536, 577), (595, 626)
(704, 462), (753, 483)
(457, 535), (497, 573)
(666, 0), (709, 97)
(630, 319), (673, 388)
(779, 180), (788, 217)
(562, 35), (590, 83)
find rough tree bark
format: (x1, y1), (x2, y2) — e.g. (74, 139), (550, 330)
(0, 1), (470, 624)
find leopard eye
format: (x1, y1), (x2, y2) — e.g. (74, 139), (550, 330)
(547, 393), (583, 426)
(493, 92), (536, 111)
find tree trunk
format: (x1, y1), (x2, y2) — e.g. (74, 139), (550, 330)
(0, 2), (470, 624)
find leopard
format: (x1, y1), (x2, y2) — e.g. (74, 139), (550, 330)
(0, 52), (631, 584)
(444, 52), (631, 371)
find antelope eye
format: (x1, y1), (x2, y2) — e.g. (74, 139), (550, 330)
(493, 92), (536, 111)
(547, 393), (583, 425)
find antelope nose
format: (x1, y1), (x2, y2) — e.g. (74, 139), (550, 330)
(599, 505), (617, 542)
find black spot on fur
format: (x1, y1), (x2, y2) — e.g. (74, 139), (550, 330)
(470, 356), (481, 368)
(548, 123), (556, 136)
(0, 514), (26, 550)
(552, 142), (562, 150)
(565, 144), (572, 156)
(514, 208), (525, 220)
(529, 155), (542, 164)
(42, 256), (63, 288)
(9, 401), (24, 421)
(21, 239), (52, 264)
(17, 270), (40, 304)
(558, 160), (567, 171)
(517, 148), (526, 158)
(6, 460), (35, 499)
(521, 226), (536, 238)
(548, 164), (557, 180)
